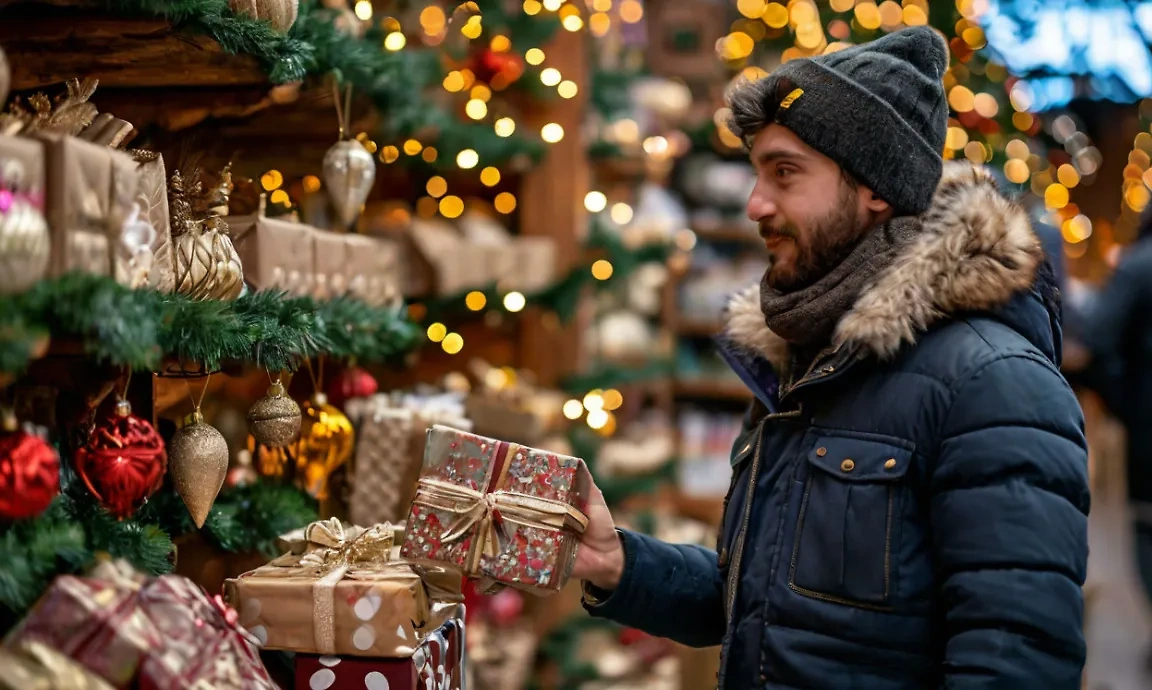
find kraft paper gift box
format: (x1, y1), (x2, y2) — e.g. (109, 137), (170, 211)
(0, 639), (115, 690)
(294, 605), (465, 690)
(0, 135), (49, 290)
(407, 218), (489, 296)
(38, 132), (138, 277)
(512, 237), (557, 293)
(313, 228), (349, 300)
(344, 233), (402, 306)
(118, 152), (175, 292)
(228, 212), (316, 296)
(400, 425), (592, 595)
(224, 519), (461, 658)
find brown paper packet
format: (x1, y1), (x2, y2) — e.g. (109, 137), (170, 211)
(228, 213), (316, 295)
(313, 229), (348, 300)
(117, 154), (174, 292)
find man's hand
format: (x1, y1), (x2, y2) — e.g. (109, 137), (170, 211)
(571, 482), (625, 591)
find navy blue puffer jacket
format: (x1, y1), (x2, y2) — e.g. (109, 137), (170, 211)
(585, 164), (1090, 689)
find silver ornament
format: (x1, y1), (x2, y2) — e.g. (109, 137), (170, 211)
(323, 139), (375, 228)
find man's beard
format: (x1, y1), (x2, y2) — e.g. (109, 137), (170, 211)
(762, 184), (866, 293)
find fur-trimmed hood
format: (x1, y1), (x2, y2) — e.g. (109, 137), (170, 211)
(724, 162), (1047, 373)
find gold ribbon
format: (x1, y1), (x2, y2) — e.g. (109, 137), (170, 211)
(411, 475), (590, 577)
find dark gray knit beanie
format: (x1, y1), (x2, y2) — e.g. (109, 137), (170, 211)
(751, 26), (949, 215)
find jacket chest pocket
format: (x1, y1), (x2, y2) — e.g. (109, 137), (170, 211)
(788, 430), (914, 610)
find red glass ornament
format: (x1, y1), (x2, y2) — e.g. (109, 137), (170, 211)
(325, 365), (378, 409)
(74, 400), (167, 519)
(0, 429), (60, 520)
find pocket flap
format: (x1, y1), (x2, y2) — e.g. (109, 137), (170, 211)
(807, 432), (913, 481)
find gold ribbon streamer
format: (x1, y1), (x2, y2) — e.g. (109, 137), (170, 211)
(410, 474), (590, 577)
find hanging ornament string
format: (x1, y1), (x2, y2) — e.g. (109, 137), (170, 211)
(119, 368), (133, 403)
(331, 80), (353, 141)
(304, 356), (326, 397)
(184, 373), (213, 417)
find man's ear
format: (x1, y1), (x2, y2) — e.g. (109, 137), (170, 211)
(861, 186), (891, 214)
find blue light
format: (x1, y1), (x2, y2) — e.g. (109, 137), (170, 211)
(981, 0), (1152, 108)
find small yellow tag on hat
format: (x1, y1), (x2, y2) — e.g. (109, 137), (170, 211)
(779, 88), (804, 110)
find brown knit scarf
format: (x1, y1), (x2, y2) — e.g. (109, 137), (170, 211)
(760, 216), (921, 347)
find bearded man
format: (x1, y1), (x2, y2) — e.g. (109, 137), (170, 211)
(571, 26), (1090, 689)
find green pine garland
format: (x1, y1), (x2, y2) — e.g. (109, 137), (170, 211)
(0, 274), (420, 375)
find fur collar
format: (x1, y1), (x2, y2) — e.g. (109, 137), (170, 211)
(724, 162), (1043, 371)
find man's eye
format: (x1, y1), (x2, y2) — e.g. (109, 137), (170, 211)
(775, 167), (793, 178)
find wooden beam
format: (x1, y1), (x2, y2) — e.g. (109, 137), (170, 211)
(0, 5), (267, 91)
(516, 29), (591, 388)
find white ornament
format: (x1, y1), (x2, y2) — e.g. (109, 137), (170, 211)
(323, 139), (375, 228)
(319, 656), (342, 667)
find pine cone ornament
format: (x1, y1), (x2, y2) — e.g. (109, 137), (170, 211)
(168, 169), (243, 300)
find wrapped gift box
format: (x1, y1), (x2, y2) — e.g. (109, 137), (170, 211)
(512, 237), (556, 293)
(344, 233), (401, 307)
(405, 218), (489, 296)
(224, 519), (461, 658)
(136, 574), (276, 689)
(228, 211), (316, 296)
(119, 152), (175, 292)
(38, 132), (137, 277)
(0, 639), (115, 690)
(400, 425), (591, 594)
(313, 228), (349, 300)
(294, 605), (464, 690)
(4, 570), (161, 688)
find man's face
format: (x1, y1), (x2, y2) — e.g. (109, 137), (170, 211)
(746, 125), (873, 292)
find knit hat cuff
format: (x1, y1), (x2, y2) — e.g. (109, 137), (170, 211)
(771, 58), (943, 214)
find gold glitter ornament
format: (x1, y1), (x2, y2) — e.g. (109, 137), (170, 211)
(292, 392), (354, 500)
(168, 169), (244, 301)
(169, 410), (229, 528)
(246, 379), (302, 448)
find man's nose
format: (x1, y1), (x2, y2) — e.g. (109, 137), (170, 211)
(747, 191), (776, 223)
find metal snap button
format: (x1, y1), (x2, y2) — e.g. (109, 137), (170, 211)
(816, 447), (828, 457)
(840, 459), (855, 472)
(884, 458), (897, 470)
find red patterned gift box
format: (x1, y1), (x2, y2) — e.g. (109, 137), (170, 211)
(136, 574), (276, 690)
(295, 606), (465, 690)
(400, 425), (591, 594)
(4, 572), (161, 688)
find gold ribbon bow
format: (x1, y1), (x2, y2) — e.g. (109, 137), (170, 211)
(413, 475), (589, 577)
(296, 517), (394, 569)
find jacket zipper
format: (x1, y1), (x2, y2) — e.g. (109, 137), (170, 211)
(724, 421), (767, 621)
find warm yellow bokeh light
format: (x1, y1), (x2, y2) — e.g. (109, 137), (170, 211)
(456, 149), (479, 169)
(523, 0), (542, 14)
(586, 408), (609, 429)
(602, 389), (623, 411)
(525, 48), (546, 65)
(480, 167), (501, 186)
(949, 86), (975, 112)
(591, 259), (614, 280)
(1044, 183), (1070, 210)
(583, 390), (605, 411)
(829, 0), (853, 10)
(610, 202), (633, 224)
(542, 0), (562, 10)
(762, 2), (788, 28)
(354, 0), (372, 20)
(558, 80), (579, 98)
(490, 35), (511, 52)
(593, 0), (611, 10)
(541, 123), (565, 143)
(494, 192), (518, 214)
(381, 146), (400, 163)
(973, 93), (999, 118)
(465, 98), (488, 120)
(855, 2), (882, 30)
(903, 5), (928, 24)
(422, 147), (438, 163)
(541, 68), (562, 86)
(584, 191), (607, 212)
(1005, 139), (1030, 160)
(944, 126), (969, 150)
(495, 117), (516, 137)
(426, 322), (448, 342)
(302, 175), (321, 193)
(590, 11), (611, 35)
(421, 5), (446, 33)
(562, 14), (583, 31)
(471, 85), (493, 102)
(443, 71), (466, 92)
(403, 139), (423, 155)
(442, 332), (464, 354)
(1057, 164), (1080, 189)
(261, 170), (283, 191)
(426, 176), (448, 198)
(1062, 215), (1092, 243)
(562, 399), (584, 420)
(269, 189), (290, 205)
(439, 195), (465, 219)
(465, 291), (487, 311)
(1004, 158), (1030, 185)
(619, 0), (643, 22)
(503, 291), (527, 312)
(737, 0), (766, 18)
(384, 32), (406, 50)
(461, 16), (483, 39)
(1012, 111), (1034, 131)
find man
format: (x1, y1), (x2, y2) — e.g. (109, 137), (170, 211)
(572, 26), (1090, 689)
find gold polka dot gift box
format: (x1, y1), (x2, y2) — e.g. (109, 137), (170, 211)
(223, 518), (462, 658)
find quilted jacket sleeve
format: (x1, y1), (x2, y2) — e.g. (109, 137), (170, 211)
(582, 529), (727, 648)
(933, 353), (1089, 690)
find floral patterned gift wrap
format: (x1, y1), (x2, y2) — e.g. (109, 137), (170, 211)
(400, 425), (591, 594)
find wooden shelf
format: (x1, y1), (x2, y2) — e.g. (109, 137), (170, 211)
(673, 379), (751, 401)
(673, 319), (722, 337)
